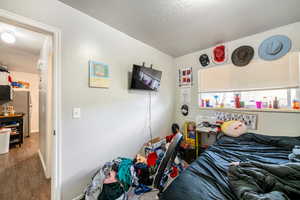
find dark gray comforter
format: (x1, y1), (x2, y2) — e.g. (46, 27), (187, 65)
(160, 133), (300, 200)
(228, 162), (300, 200)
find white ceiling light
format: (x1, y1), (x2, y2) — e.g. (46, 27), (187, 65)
(1, 31), (16, 44)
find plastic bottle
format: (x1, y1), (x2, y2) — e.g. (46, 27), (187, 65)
(201, 99), (205, 107)
(269, 100), (272, 108)
(234, 94), (241, 108)
(214, 95), (219, 107)
(273, 97), (279, 109)
(263, 97), (268, 108)
(220, 95), (225, 108)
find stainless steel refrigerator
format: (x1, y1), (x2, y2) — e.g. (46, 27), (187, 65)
(11, 90), (31, 137)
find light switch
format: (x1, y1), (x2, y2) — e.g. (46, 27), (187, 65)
(73, 107), (81, 119)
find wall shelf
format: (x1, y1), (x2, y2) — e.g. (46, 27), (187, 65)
(12, 88), (30, 92)
(198, 107), (300, 114)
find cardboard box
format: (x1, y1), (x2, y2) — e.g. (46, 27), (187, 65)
(143, 137), (166, 156)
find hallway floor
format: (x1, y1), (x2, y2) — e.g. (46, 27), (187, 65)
(139, 191), (158, 200)
(0, 132), (51, 200)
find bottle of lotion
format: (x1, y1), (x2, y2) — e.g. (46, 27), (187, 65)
(273, 97), (279, 109)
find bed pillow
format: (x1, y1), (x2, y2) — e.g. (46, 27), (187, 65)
(221, 120), (247, 137)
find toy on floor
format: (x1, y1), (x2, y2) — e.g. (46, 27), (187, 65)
(135, 154), (147, 164)
(183, 121), (197, 147)
(165, 123), (180, 143)
(166, 123), (190, 149)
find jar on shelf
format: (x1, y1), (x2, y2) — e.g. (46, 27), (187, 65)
(293, 99), (300, 109)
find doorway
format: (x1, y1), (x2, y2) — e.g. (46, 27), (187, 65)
(0, 9), (61, 200)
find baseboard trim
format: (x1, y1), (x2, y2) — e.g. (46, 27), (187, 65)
(38, 149), (50, 179)
(31, 130), (39, 133)
(72, 194), (84, 200)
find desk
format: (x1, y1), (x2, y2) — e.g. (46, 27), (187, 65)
(0, 113), (24, 147)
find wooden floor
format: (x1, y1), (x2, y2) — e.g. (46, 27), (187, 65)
(139, 191), (158, 200)
(0, 133), (51, 200)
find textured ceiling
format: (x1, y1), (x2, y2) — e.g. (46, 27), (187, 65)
(0, 21), (46, 73)
(59, 0), (300, 57)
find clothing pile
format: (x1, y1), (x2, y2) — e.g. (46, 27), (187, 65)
(133, 155), (153, 195)
(84, 141), (186, 200)
(84, 155), (158, 200)
(84, 158), (138, 200)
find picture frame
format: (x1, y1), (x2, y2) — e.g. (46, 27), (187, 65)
(89, 60), (110, 88)
(179, 67), (193, 87)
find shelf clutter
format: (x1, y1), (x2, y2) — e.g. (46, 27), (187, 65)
(11, 81), (30, 89)
(199, 107), (300, 113)
(0, 113), (24, 147)
(200, 91), (300, 113)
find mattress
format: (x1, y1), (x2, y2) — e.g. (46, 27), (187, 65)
(160, 133), (300, 200)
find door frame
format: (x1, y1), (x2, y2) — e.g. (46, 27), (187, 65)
(0, 9), (62, 200)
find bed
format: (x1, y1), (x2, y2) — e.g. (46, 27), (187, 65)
(159, 133), (300, 200)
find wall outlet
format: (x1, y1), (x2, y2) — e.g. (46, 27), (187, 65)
(72, 108), (81, 119)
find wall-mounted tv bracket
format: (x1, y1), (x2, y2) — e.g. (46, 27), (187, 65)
(142, 62), (153, 69)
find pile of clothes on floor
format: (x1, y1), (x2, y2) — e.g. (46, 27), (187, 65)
(83, 138), (186, 200)
(84, 157), (139, 200)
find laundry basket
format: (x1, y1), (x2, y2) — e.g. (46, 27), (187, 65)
(0, 128), (11, 154)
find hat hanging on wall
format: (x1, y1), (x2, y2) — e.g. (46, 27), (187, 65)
(212, 45), (227, 64)
(199, 54), (210, 67)
(181, 104), (189, 116)
(258, 35), (291, 61)
(231, 45), (254, 67)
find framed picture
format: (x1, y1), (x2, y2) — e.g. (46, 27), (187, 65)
(89, 60), (110, 88)
(179, 67), (193, 87)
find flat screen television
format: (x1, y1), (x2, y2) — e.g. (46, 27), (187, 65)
(130, 64), (162, 91)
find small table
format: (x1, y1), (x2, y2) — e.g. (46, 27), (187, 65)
(0, 113), (24, 147)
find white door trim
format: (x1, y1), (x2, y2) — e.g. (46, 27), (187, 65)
(0, 9), (62, 200)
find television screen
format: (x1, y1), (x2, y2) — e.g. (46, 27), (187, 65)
(130, 65), (162, 91)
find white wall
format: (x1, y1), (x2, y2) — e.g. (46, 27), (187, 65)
(0, 1), (176, 199)
(10, 71), (39, 133)
(0, 48), (39, 74)
(174, 22), (300, 137)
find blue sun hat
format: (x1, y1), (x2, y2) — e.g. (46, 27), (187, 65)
(258, 35), (291, 61)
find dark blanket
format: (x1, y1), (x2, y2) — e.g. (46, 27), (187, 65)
(160, 133), (300, 200)
(228, 162), (300, 200)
